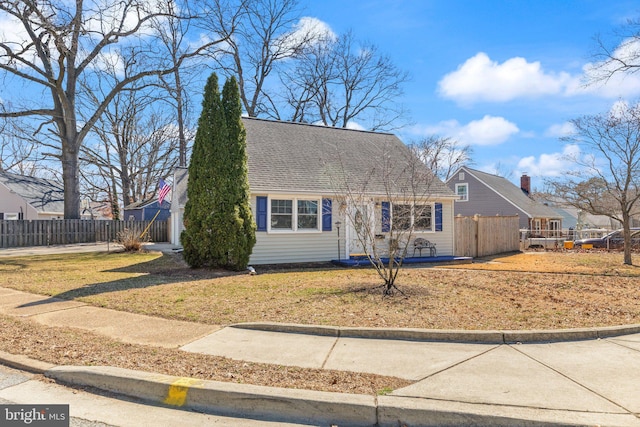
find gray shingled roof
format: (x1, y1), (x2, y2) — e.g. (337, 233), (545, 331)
(243, 117), (454, 197)
(0, 171), (65, 213)
(463, 167), (562, 219)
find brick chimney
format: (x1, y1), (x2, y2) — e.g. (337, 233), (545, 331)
(520, 173), (531, 196)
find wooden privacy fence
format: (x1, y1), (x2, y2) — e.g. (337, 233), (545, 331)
(455, 215), (520, 258)
(0, 219), (168, 248)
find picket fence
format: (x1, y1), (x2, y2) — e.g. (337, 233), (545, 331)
(0, 219), (168, 248)
(455, 215), (520, 258)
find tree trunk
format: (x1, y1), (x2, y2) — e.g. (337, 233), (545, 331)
(62, 145), (81, 219)
(622, 212), (633, 265)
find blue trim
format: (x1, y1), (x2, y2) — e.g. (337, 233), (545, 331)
(322, 198), (332, 231)
(256, 196), (267, 231)
(381, 201), (390, 232)
(435, 202), (443, 231)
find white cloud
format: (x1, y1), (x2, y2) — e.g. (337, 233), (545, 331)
(545, 121), (576, 138)
(516, 144), (580, 177)
(345, 121), (366, 131)
(412, 115), (519, 146)
(438, 52), (573, 104)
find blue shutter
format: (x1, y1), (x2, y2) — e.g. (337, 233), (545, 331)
(256, 196), (267, 231)
(381, 201), (390, 232)
(322, 198), (332, 231)
(435, 202), (443, 231)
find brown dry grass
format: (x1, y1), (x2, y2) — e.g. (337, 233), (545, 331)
(1, 249), (639, 394)
(2, 250), (639, 330)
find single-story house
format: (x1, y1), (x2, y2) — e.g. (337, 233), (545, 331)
(0, 171), (65, 220)
(171, 117), (458, 265)
(124, 199), (171, 221)
(446, 166), (563, 236)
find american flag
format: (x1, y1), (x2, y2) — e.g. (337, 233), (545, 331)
(158, 179), (171, 205)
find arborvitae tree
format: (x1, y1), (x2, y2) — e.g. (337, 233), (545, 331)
(182, 73), (256, 270)
(182, 73), (228, 267)
(222, 76), (256, 269)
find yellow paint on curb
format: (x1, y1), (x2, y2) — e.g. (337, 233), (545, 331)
(164, 377), (203, 406)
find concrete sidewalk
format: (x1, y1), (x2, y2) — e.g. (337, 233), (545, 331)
(0, 287), (639, 425)
(0, 244), (639, 425)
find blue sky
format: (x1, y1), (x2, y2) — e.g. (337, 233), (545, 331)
(303, 0), (640, 187)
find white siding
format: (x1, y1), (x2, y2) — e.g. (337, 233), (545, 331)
(251, 227), (342, 264)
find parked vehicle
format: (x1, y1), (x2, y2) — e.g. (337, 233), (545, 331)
(574, 228), (640, 249)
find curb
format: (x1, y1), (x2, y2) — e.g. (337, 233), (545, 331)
(231, 322), (640, 343)
(1, 353), (636, 426)
(0, 350), (56, 374)
(45, 365), (377, 427)
(41, 365), (636, 427)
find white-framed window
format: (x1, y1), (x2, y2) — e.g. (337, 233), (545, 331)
(3, 213), (19, 220)
(269, 198), (320, 232)
(392, 203), (433, 231)
(455, 183), (468, 201)
(271, 199), (293, 229)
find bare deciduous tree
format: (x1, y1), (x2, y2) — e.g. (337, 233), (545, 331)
(0, 0), (227, 218)
(0, 118), (38, 174)
(410, 135), (473, 181)
(282, 30), (409, 131)
(547, 102), (640, 265)
(81, 86), (180, 216)
(211, 0), (321, 118)
(589, 18), (640, 84)
(330, 140), (440, 295)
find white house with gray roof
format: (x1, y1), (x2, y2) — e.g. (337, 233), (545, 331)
(171, 117), (458, 265)
(0, 171), (65, 220)
(446, 166), (563, 235)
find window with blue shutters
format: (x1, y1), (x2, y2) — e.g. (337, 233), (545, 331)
(384, 202), (443, 232)
(256, 196), (331, 232)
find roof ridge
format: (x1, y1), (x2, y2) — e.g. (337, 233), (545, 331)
(241, 116), (394, 136)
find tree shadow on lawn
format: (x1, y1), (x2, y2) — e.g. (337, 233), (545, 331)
(18, 252), (241, 306)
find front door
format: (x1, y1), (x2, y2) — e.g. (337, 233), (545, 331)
(346, 203), (374, 256)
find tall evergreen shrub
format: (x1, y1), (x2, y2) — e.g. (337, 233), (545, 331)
(181, 73), (255, 269)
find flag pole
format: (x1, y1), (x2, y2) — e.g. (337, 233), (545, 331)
(141, 179), (171, 239)
(139, 209), (161, 239)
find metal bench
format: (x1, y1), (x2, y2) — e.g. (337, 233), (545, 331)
(413, 238), (436, 257)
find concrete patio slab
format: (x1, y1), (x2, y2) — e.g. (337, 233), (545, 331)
(29, 306), (219, 348)
(516, 339), (640, 413)
(393, 344), (625, 413)
(181, 328), (338, 368)
(324, 337), (497, 380)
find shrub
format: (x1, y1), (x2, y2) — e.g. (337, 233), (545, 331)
(115, 228), (149, 252)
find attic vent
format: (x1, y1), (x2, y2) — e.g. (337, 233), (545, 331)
(459, 172), (465, 180)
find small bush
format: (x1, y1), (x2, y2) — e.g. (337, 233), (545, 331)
(115, 228), (149, 252)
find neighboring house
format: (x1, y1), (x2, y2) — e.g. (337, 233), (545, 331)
(0, 171), (64, 220)
(171, 117), (458, 265)
(446, 167), (563, 235)
(531, 195), (618, 235)
(123, 199), (171, 221)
